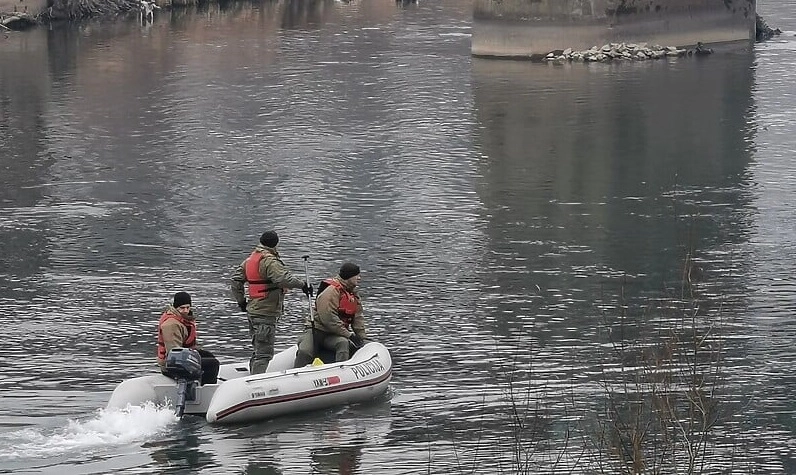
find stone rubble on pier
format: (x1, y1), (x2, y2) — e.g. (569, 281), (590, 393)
(544, 43), (697, 63)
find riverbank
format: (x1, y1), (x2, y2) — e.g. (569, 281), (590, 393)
(0, 0), (159, 24)
(0, 0), (43, 28)
(0, 0), (44, 17)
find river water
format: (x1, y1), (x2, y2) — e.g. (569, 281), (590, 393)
(1, 0), (795, 473)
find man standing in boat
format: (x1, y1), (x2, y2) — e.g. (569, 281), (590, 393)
(231, 230), (312, 374)
(157, 291), (219, 385)
(294, 262), (367, 367)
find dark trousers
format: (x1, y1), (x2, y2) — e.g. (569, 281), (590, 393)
(294, 329), (356, 367)
(197, 348), (219, 385)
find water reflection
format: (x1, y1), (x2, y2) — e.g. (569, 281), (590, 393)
(146, 427), (216, 472)
(309, 440), (364, 474)
(281, 0), (336, 29)
(0, 31), (51, 279)
(471, 49), (757, 332)
(466, 45), (763, 471)
(243, 461), (284, 475)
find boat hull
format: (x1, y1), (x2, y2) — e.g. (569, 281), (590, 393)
(206, 342), (392, 424)
(106, 342), (392, 424)
(105, 360), (251, 415)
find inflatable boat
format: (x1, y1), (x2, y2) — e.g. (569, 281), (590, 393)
(106, 341), (392, 424)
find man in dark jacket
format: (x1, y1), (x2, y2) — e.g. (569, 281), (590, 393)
(231, 230), (312, 374)
(294, 262), (367, 367)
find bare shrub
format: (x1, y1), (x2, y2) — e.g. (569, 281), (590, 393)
(593, 250), (728, 474)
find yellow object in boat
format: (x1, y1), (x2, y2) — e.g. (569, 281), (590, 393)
(312, 358), (324, 366)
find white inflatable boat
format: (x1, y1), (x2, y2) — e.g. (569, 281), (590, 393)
(106, 341), (392, 425)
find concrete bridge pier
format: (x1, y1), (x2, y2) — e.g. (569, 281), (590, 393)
(471, 0), (756, 59)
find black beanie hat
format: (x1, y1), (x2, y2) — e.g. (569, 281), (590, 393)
(339, 262), (361, 280)
(260, 230), (279, 248)
(173, 291), (192, 308)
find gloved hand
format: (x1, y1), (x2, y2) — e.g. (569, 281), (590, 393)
(302, 281), (314, 297)
(349, 333), (364, 348)
(237, 301), (247, 312)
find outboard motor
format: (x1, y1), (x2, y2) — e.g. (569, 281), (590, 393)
(164, 347), (202, 418)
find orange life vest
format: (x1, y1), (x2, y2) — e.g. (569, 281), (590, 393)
(157, 311), (197, 361)
(324, 278), (358, 327)
(245, 251), (275, 299)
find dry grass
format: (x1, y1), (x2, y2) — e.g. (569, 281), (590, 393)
(40, 0), (140, 20)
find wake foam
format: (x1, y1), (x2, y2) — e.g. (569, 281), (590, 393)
(0, 401), (178, 461)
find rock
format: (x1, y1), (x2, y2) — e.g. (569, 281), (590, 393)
(756, 14), (781, 42)
(694, 42), (713, 56)
(542, 42), (698, 63)
(1, 13), (37, 30)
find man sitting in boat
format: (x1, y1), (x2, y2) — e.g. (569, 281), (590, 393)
(294, 263), (367, 367)
(157, 291), (219, 385)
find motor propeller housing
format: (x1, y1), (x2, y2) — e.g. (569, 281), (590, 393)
(164, 347), (202, 381)
(164, 348), (203, 417)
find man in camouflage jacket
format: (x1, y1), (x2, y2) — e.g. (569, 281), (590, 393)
(231, 230), (310, 374)
(294, 262), (367, 367)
